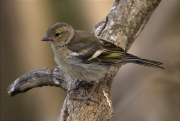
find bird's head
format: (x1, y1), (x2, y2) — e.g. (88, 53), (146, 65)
(41, 22), (75, 47)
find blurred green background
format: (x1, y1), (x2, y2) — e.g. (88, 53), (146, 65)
(1, 0), (179, 121)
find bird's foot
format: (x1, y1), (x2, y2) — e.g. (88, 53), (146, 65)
(74, 95), (98, 103)
(68, 82), (99, 102)
(74, 83), (99, 103)
(68, 80), (89, 93)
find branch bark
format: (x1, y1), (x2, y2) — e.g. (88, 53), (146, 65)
(7, 0), (162, 121)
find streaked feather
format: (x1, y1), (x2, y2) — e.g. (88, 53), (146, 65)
(67, 30), (164, 69)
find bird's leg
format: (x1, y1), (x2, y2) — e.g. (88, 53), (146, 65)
(76, 83), (99, 102)
(68, 80), (99, 102)
(68, 80), (89, 93)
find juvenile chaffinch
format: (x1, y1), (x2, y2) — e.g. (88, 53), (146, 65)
(41, 22), (164, 101)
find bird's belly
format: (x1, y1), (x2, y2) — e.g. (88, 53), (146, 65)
(58, 59), (108, 82)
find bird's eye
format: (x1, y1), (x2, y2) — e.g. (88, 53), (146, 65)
(55, 32), (60, 36)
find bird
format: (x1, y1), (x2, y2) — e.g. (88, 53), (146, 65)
(41, 22), (164, 101)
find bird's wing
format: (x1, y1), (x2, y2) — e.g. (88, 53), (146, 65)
(96, 39), (125, 64)
(67, 31), (164, 69)
(67, 31), (126, 64)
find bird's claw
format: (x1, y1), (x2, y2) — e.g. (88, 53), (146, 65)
(74, 95), (99, 103)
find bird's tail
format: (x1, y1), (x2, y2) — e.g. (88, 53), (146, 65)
(120, 53), (164, 70)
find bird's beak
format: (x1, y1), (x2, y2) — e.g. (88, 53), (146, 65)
(41, 35), (54, 41)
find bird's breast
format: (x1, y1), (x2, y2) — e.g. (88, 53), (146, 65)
(51, 45), (110, 82)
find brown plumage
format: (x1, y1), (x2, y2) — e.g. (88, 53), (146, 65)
(41, 22), (164, 101)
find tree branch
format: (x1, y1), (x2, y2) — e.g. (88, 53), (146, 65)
(7, 0), (162, 120)
(7, 67), (68, 96)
